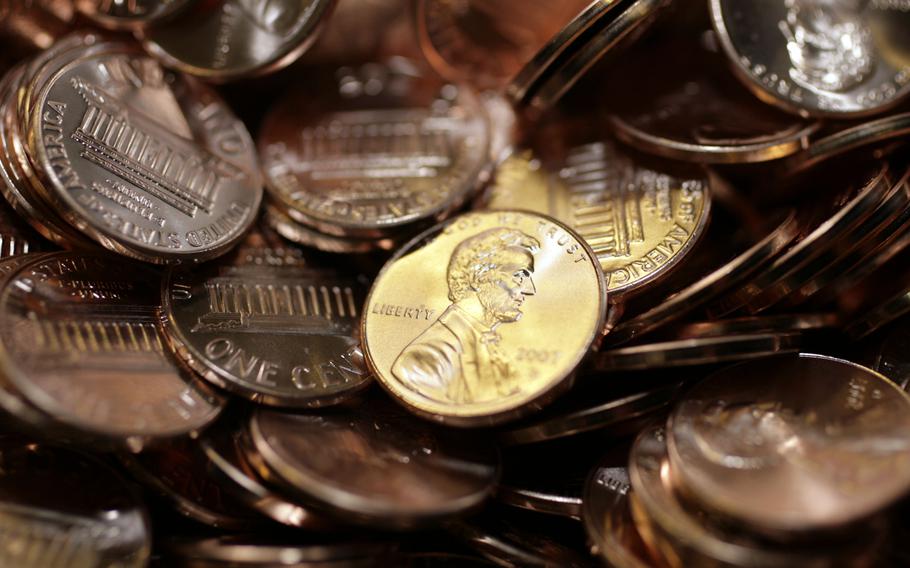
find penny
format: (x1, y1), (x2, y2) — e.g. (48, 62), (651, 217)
(875, 316), (910, 392)
(674, 313), (838, 339)
(28, 44), (262, 263)
(163, 534), (394, 567)
(485, 141), (710, 295)
(0, 64), (94, 248)
(362, 210), (607, 426)
(608, 212), (799, 345)
(163, 235), (372, 407)
(0, 252), (223, 448)
(709, 161), (894, 317)
(515, 0), (673, 112)
(710, 0), (910, 118)
(259, 60), (490, 239)
(121, 436), (266, 529)
(451, 510), (592, 568)
(0, 436), (151, 568)
(783, 112), (910, 175)
(139, 0), (336, 81)
(199, 416), (330, 528)
(780, 168), (910, 307)
(495, 442), (598, 518)
(582, 455), (651, 568)
(591, 332), (801, 372)
(498, 381), (682, 446)
(415, 0), (594, 92)
(245, 398), (500, 527)
(75, 0), (191, 30)
(607, 34), (820, 164)
(263, 200), (405, 253)
(629, 426), (879, 567)
(668, 353), (910, 533)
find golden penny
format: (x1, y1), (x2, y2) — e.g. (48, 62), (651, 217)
(485, 143), (710, 294)
(362, 210), (607, 426)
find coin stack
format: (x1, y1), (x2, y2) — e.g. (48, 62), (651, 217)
(0, 1), (908, 567)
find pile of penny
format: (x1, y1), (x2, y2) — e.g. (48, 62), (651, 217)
(0, 1), (908, 567)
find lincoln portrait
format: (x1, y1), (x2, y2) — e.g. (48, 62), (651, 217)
(391, 228), (540, 404)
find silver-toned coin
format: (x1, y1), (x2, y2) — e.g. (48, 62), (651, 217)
(139, 0), (336, 81)
(0, 252), (224, 449)
(163, 534), (395, 567)
(710, 0), (910, 117)
(245, 398), (500, 528)
(121, 436), (266, 529)
(163, 237), (372, 407)
(75, 0), (191, 30)
(0, 437), (151, 568)
(199, 416), (330, 528)
(668, 353), (910, 534)
(259, 60), (490, 238)
(29, 44), (262, 263)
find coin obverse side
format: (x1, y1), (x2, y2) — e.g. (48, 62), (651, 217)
(247, 402), (500, 527)
(259, 61), (490, 237)
(163, 245), (371, 407)
(668, 353), (910, 533)
(30, 49), (262, 263)
(363, 210), (607, 426)
(711, 0), (910, 118)
(0, 253), (223, 445)
(139, 0), (336, 80)
(0, 437), (151, 568)
(486, 143), (710, 294)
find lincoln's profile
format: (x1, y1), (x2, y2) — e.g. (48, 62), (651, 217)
(392, 228), (540, 404)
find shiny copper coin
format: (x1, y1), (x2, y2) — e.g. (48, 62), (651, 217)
(451, 510), (591, 568)
(607, 34), (820, 164)
(486, 142), (710, 295)
(28, 43), (263, 263)
(245, 399), (500, 528)
(591, 332), (801, 371)
(263, 200), (404, 253)
(629, 426), (879, 567)
(75, 0), (191, 30)
(517, 0), (673, 112)
(582, 457), (650, 568)
(415, 0), (593, 92)
(199, 417), (329, 528)
(710, 162), (893, 317)
(363, 210), (607, 426)
(121, 436), (266, 529)
(259, 60), (490, 239)
(711, 0), (910, 118)
(163, 236), (372, 407)
(0, 252), (223, 448)
(139, 0), (336, 81)
(668, 353), (910, 533)
(0, 437), (150, 568)
(163, 534), (395, 567)
(608, 212), (799, 345)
